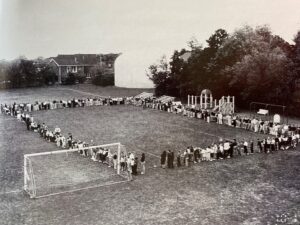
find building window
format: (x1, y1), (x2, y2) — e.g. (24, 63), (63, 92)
(67, 66), (77, 73)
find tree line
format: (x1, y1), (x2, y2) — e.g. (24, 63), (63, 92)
(147, 25), (300, 114)
(0, 57), (57, 88)
(0, 57), (114, 88)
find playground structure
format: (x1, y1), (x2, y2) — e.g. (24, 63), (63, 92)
(249, 102), (288, 124)
(187, 89), (235, 115)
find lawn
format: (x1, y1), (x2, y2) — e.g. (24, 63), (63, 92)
(0, 86), (299, 225)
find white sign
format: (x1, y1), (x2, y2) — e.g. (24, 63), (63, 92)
(273, 114), (281, 123)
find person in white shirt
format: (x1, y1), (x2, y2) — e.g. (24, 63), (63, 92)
(56, 135), (61, 147)
(127, 157), (133, 181)
(224, 141), (230, 158)
(243, 140), (249, 155)
(296, 133), (300, 145)
(218, 113), (223, 125)
(292, 134), (297, 148)
(218, 143), (224, 159)
(107, 150), (113, 167)
(54, 126), (61, 135)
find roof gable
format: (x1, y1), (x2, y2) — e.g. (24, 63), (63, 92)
(50, 53), (120, 66)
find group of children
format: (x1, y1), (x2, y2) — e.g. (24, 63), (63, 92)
(161, 134), (300, 169)
(134, 96), (300, 148)
(0, 96), (132, 116)
(1, 101), (148, 181)
(1, 95), (300, 179)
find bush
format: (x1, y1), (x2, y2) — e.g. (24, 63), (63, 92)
(76, 72), (87, 84)
(63, 73), (77, 85)
(62, 72), (87, 85)
(92, 74), (114, 86)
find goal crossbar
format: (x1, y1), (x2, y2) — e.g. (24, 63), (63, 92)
(24, 142), (121, 157)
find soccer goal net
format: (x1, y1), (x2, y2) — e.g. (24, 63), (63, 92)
(24, 143), (128, 199)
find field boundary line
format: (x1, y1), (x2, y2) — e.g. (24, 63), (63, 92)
(59, 87), (107, 98)
(34, 180), (129, 199)
(1, 189), (22, 195)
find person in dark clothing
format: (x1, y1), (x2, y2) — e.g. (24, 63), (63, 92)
(250, 140), (254, 154)
(230, 139), (237, 157)
(26, 118), (30, 130)
(167, 150), (172, 168)
(170, 151), (174, 168)
(161, 151), (167, 169)
(263, 139), (268, 153)
(257, 139), (263, 153)
(176, 151), (181, 167)
(132, 157), (138, 175)
(140, 153), (146, 174)
(275, 136), (279, 151)
(194, 148), (200, 163)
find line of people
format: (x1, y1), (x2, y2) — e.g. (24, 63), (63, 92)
(13, 110), (147, 181)
(160, 135), (300, 169)
(0, 96), (132, 116)
(134, 96), (300, 144)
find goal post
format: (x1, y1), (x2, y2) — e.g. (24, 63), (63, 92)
(23, 142), (128, 199)
(24, 156), (36, 198)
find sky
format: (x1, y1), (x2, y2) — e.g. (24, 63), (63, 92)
(1, 0), (300, 88)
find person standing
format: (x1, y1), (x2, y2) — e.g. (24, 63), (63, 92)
(167, 150), (172, 169)
(250, 140), (254, 154)
(161, 151), (167, 169)
(170, 151), (174, 168)
(263, 139), (268, 153)
(127, 157), (133, 181)
(257, 139), (263, 153)
(231, 139), (237, 158)
(243, 140), (249, 155)
(176, 150), (181, 167)
(133, 157), (138, 175)
(113, 154), (118, 170)
(140, 153), (146, 175)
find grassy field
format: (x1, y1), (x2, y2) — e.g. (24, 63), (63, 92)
(0, 85), (299, 225)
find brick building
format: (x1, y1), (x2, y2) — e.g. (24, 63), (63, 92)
(49, 53), (120, 84)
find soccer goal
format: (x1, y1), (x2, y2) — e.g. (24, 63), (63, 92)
(24, 142), (128, 199)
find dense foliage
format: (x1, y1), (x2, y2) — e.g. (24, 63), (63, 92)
(90, 64), (114, 86)
(148, 26), (300, 110)
(0, 57), (57, 88)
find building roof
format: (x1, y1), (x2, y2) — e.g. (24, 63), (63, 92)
(50, 53), (120, 66)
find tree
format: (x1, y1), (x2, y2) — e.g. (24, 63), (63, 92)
(147, 56), (171, 96)
(38, 65), (57, 85)
(183, 29), (229, 97)
(219, 26), (293, 105)
(293, 31), (300, 79)
(147, 25), (296, 110)
(91, 64), (114, 86)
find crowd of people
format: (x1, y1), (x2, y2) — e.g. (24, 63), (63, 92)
(0, 97), (132, 116)
(134, 96), (300, 140)
(161, 134), (300, 169)
(1, 99), (147, 181)
(1, 94), (300, 179)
